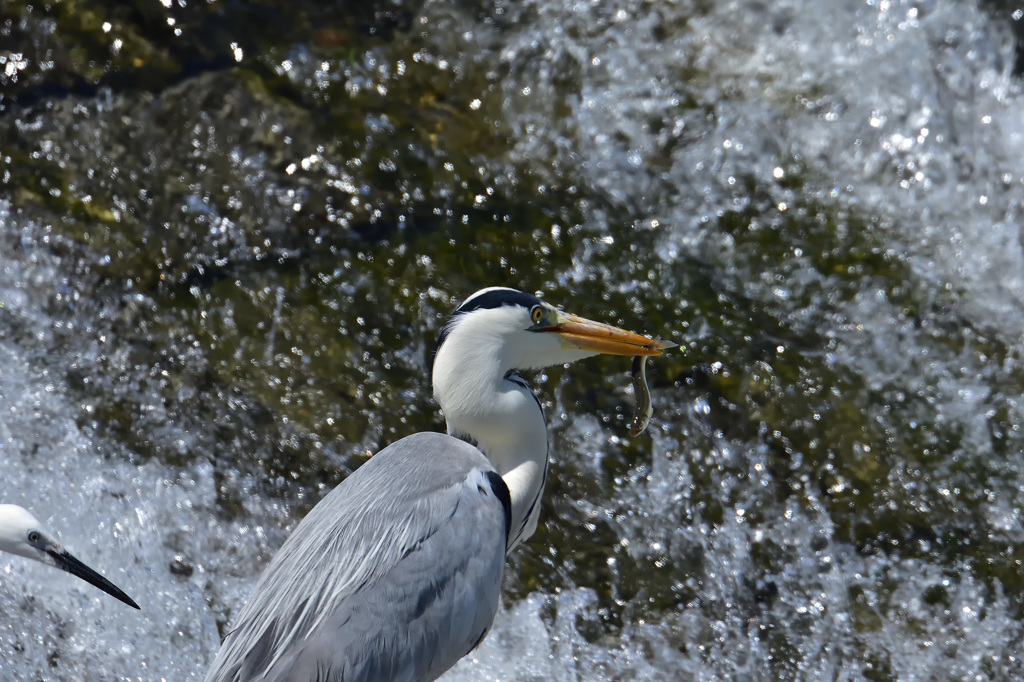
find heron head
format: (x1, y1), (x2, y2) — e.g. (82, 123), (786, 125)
(0, 503), (140, 609)
(431, 287), (671, 380)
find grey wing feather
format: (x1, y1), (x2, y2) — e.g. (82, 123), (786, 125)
(205, 432), (511, 682)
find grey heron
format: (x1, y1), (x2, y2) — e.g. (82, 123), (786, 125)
(0, 503), (139, 609)
(205, 287), (671, 681)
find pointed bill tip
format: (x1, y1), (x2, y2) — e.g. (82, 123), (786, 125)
(48, 548), (140, 610)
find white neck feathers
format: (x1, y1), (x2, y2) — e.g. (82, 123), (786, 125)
(432, 310), (549, 550)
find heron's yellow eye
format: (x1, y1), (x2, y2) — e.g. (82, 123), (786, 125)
(530, 306), (544, 324)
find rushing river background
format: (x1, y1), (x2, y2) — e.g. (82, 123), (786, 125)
(2, 0), (1024, 679)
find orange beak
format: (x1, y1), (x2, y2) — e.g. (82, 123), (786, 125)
(538, 313), (676, 356)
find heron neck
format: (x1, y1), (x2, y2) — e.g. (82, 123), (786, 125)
(434, 360), (548, 552)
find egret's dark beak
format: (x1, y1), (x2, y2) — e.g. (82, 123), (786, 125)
(538, 313), (676, 356)
(46, 547), (140, 610)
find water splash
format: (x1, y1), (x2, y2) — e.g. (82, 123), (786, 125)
(3, 0), (1024, 679)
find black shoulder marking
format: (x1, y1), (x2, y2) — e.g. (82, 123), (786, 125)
(484, 470), (512, 542)
(430, 288), (541, 377)
(468, 626), (490, 656)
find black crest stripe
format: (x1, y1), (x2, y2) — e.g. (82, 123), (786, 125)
(455, 288), (540, 315)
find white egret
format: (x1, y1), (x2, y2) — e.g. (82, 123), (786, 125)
(0, 503), (139, 609)
(205, 286), (671, 681)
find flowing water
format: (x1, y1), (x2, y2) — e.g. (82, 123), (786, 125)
(2, 0), (1024, 679)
